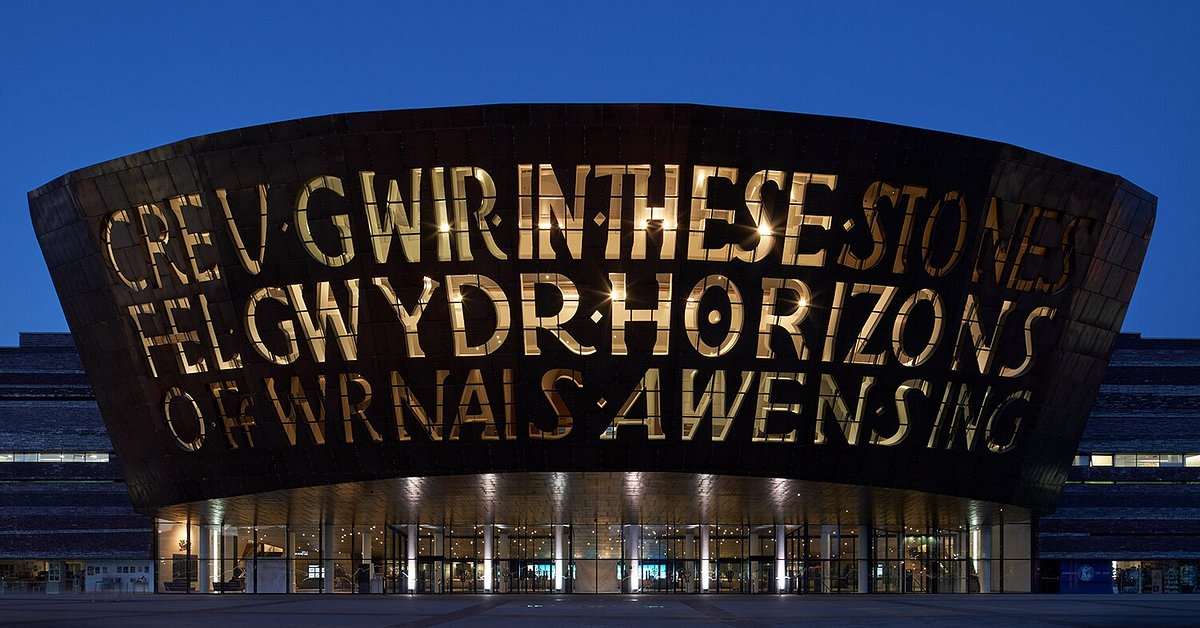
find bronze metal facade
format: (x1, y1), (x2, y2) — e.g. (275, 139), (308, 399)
(29, 104), (1154, 528)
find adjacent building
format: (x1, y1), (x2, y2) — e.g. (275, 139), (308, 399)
(0, 332), (151, 593)
(1038, 333), (1200, 593)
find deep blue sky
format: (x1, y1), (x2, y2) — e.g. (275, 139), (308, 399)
(1, 1), (1196, 342)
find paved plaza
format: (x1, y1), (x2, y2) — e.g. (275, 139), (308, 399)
(1, 594), (1199, 627)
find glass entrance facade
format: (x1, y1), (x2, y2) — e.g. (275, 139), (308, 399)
(152, 518), (1030, 594)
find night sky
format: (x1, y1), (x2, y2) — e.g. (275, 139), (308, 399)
(1, 1), (1196, 341)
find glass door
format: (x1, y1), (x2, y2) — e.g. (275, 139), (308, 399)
(386, 525), (409, 593)
(417, 558), (445, 593)
(640, 561), (669, 592)
(640, 559), (699, 593)
(511, 560), (554, 592)
(749, 558), (774, 593)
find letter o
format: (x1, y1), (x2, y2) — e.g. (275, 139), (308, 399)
(163, 387), (206, 452)
(920, 191), (968, 277)
(891, 288), (944, 367)
(684, 275), (744, 357)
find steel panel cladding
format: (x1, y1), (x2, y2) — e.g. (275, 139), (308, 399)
(28, 105), (1155, 515)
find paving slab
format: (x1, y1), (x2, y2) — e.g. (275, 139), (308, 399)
(1, 594), (1199, 627)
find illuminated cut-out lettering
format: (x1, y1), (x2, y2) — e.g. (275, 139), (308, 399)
(871, 379), (931, 446)
(532, 369), (580, 439)
(446, 274), (511, 356)
(1000, 306), (1056, 377)
(520, 273), (593, 356)
(919, 191), (967, 277)
(927, 382), (992, 451)
(630, 164), (679, 260)
(294, 175), (354, 267)
(814, 374), (874, 445)
(245, 286), (300, 366)
(1006, 206), (1056, 292)
(162, 387), (205, 452)
(209, 380), (254, 449)
(391, 371), (442, 441)
(734, 170), (785, 263)
(984, 390), (1033, 453)
(844, 284), (897, 366)
(196, 294), (242, 371)
(452, 166), (506, 260)
(448, 369), (500, 441)
(952, 294), (1016, 375)
(265, 375), (328, 446)
(339, 373), (381, 444)
(161, 296), (208, 374)
(359, 170), (422, 264)
(136, 202), (190, 287)
(838, 181), (892, 271)
(681, 369), (753, 441)
(781, 172), (837, 266)
(595, 165), (627, 260)
(890, 185), (929, 274)
(609, 273), (672, 355)
(891, 288), (944, 367)
(752, 372), (803, 443)
(756, 278), (812, 360)
(687, 166), (738, 262)
(285, 279), (360, 363)
(100, 209), (149, 291)
(683, 275), (744, 357)
(372, 276), (439, 358)
(165, 193), (220, 282)
(517, 164), (535, 259)
(535, 165), (588, 259)
(215, 185), (268, 275)
(600, 368), (664, 440)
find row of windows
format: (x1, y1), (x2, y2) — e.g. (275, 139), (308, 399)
(0, 452), (110, 463)
(1073, 453), (1200, 468)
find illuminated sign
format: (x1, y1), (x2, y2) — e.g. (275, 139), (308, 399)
(30, 105), (1154, 511)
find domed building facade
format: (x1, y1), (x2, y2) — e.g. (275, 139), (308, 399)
(29, 105), (1154, 594)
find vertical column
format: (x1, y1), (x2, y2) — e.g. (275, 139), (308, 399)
(433, 526), (444, 592)
(998, 509), (1006, 593)
(685, 529), (696, 593)
(498, 530), (510, 592)
(979, 525), (993, 593)
(700, 525), (710, 592)
(1030, 516), (1040, 594)
(625, 524), (640, 593)
(250, 526), (259, 594)
(286, 529), (296, 593)
(198, 524), (211, 594)
(186, 518), (193, 594)
(322, 525), (334, 594)
(554, 525), (565, 592)
(407, 524), (418, 592)
(774, 525), (786, 593)
(211, 526), (221, 593)
(361, 530), (373, 593)
(857, 525), (870, 594)
(221, 527), (235, 589)
(820, 525), (836, 593)
(748, 529), (760, 593)
(483, 525), (494, 592)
